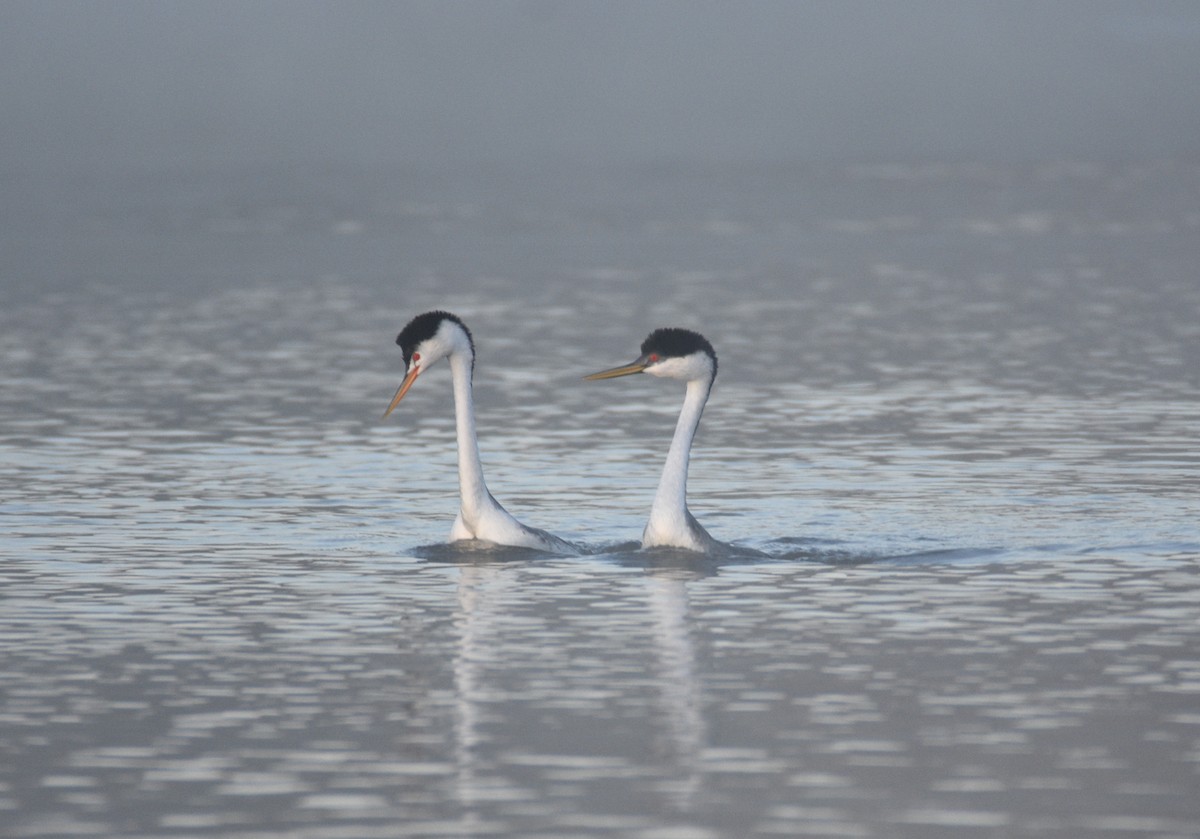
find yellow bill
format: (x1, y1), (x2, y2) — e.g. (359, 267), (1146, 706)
(382, 367), (420, 418)
(583, 360), (648, 381)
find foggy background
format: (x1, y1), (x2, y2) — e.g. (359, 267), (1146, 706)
(3, 0), (1200, 175)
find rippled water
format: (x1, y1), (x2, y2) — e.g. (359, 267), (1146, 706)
(2, 161), (1199, 837)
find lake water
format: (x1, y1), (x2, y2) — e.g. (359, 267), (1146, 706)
(2, 160), (1198, 837)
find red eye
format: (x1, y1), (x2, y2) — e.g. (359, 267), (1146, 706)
(649, 353), (659, 362)
(412, 352), (421, 362)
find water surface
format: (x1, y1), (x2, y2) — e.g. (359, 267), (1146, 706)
(2, 161), (1198, 837)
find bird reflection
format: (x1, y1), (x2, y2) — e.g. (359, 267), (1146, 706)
(449, 561), (508, 821)
(446, 557), (709, 818)
(646, 570), (707, 809)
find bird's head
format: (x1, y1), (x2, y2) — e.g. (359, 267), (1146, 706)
(383, 310), (475, 418)
(585, 327), (717, 385)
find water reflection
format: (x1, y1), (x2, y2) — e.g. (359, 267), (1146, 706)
(443, 553), (711, 822)
(645, 572), (706, 811)
(450, 562), (500, 826)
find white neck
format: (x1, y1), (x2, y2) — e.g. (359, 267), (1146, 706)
(449, 352), (491, 520)
(644, 377), (712, 548)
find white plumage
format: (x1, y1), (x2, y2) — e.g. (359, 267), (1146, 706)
(586, 328), (723, 553)
(384, 311), (575, 554)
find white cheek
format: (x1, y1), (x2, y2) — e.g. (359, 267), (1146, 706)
(414, 355), (441, 375)
(646, 355), (710, 380)
(411, 339), (449, 373)
(645, 359), (682, 378)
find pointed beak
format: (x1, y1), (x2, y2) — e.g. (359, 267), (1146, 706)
(382, 367), (420, 418)
(584, 357), (649, 381)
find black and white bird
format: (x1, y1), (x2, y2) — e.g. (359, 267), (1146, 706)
(585, 328), (723, 553)
(383, 311), (575, 553)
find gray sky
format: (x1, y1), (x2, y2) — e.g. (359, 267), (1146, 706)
(3, 0), (1199, 171)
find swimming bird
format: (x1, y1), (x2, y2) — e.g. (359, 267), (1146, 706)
(384, 310), (574, 553)
(585, 328), (723, 553)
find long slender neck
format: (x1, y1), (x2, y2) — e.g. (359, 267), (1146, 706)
(650, 377), (711, 522)
(449, 352), (490, 517)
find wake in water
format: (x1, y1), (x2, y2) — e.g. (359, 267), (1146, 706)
(410, 535), (1014, 571)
